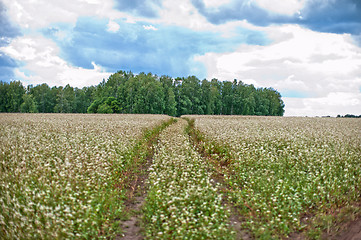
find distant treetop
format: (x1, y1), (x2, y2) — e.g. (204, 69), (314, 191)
(0, 70), (285, 116)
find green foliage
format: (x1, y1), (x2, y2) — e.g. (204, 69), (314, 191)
(20, 94), (38, 113)
(165, 88), (177, 116)
(0, 81), (25, 112)
(87, 97), (121, 114)
(29, 83), (56, 113)
(1, 70), (285, 116)
(97, 103), (113, 113)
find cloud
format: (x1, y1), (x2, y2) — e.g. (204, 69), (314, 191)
(191, 0), (361, 38)
(2, 13), (266, 86)
(107, 20), (120, 32)
(0, 2), (20, 42)
(42, 16), (267, 79)
(300, 0), (361, 35)
(203, 0), (232, 8)
(195, 25), (361, 116)
(0, 53), (18, 81)
(253, 0), (306, 16)
(284, 92), (361, 117)
(113, 0), (162, 18)
(143, 25), (158, 31)
(1, 0), (360, 117)
(0, 2), (22, 80)
(0, 34), (111, 87)
(1, 0), (128, 29)
(191, 0), (289, 26)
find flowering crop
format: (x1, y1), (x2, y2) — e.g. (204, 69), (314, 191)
(0, 113), (170, 239)
(3, 113), (359, 239)
(186, 115), (361, 238)
(144, 119), (232, 239)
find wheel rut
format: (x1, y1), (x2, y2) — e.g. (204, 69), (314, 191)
(142, 118), (232, 239)
(118, 116), (361, 239)
(116, 118), (176, 240)
(184, 117), (253, 240)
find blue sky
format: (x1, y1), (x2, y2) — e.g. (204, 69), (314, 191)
(1, 0), (361, 116)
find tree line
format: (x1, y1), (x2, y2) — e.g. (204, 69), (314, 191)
(0, 70), (284, 116)
(337, 114), (361, 118)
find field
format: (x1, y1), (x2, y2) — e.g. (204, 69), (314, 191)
(186, 115), (361, 238)
(1, 114), (360, 239)
(0, 114), (170, 239)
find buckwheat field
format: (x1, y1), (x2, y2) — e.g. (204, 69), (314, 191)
(187, 115), (361, 238)
(1, 114), (360, 239)
(0, 114), (170, 239)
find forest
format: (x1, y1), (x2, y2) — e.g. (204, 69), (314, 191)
(0, 70), (285, 116)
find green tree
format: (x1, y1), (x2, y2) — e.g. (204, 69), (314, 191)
(73, 87), (95, 113)
(87, 97), (121, 114)
(222, 81), (234, 115)
(210, 79), (222, 115)
(0, 81), (9, 112)
(176, 76), (202, 115)
(97, 103), (113, 113)
(0, 70), (285, 116)
(1, 81), (25, 112)
(161, 75), (177, 116)
(54, 84), (75, 113)
(200, 79), (212, 115)
(30, 83), (56, 113)
(165, 88), (177, 116)
(20, 94), (38, 113)
(87, 99), (102, 113)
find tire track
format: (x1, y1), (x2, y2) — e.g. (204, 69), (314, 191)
(117, 118), (177, 240)
(184, 117), (253, 240)
(143, 118), (232, 239)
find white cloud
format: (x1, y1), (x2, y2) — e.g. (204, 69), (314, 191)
(203, 0), (232, 8)
(156, 0), (209, 30)
(143, 25), (158, 31)
(2, 0), (128, 29)
(254, 0), (306, 16)
(196, 25), (361, 116)
(1, 35), (111, 88)
(284, 92), (361, 117)
(3, 0), (256, 42)
(56, 62), (111, 88)
(107, 20), (120, 32)
(155, 0), (251, 34)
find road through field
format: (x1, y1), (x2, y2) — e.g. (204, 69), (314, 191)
(142, 118), (233, 239)
(121, 116), (361, 240)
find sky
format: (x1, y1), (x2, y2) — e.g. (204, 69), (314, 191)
(1, 0), (361, 116)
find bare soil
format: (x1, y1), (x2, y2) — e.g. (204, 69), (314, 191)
(119, 196), (146, 240)
(325, 217), (361, 240)
(116, 145), (156, 239)
(116, 165), (149, 240)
